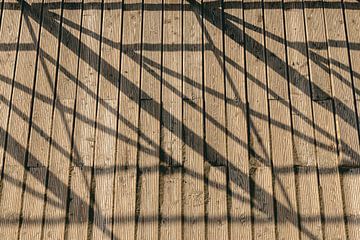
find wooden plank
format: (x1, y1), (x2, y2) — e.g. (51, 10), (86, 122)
(243, 0), (275, 238)
(19, 167), (47, 239)
(223, 0), (252, 239)
(90, 0), (122, 239)
(312, 99), (346, 239)
(268, 100), (299, 239)
(323, 0), (360, 167)
(0, 0), (41, 238)
(303, 0), (332, 101)
(159, 1), (182, 239)
(182, 1), (205, 239)
(160, 167), (182, 240)
(263, 1), (299, 238)
(207, 166), (228, 240)
(283, 1), (322, 238)
(91, 100), (117, 239)
(344, 0), (360, 103)
(136, 0), (162, 238)
(161, 0), (182, 167)
(40, 0), (82, 238)
(303, 1), (347, 238)
(112, 0), (142, 238)
(0, 0), (22, 186)
(250, 167), (276, 240)
(66, 0), (102, 237)
(339, 4), (360, 237)
(43, 99), (74, 239)
(203, 0), (227, 166)
(19, 0), (62, 237)
(342, 168), (360, 240)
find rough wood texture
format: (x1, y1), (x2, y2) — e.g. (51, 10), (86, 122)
(284, 1), (322, 238)
(182, 1), (205, 240)
(0, 0), (41, 237)
(112, 0), (142, 239)
(136, 0), (162, 239)
(20, 0), (62, 238)
(223, 0), (252, 239)
(0, 0), (22, 183)
(207, 166), (228, 240)
(303, 1), (347, 238)
(161, 0), (182, 167)
(0, 1), (359, 239)
(244, 0), (275, 238)
(160, 167), (182, 240)
(323, 0), (360, 167)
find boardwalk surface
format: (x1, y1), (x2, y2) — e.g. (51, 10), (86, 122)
(0, 0), (360, 239)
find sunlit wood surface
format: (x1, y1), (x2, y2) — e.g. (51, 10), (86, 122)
(0, 0), (359, 239)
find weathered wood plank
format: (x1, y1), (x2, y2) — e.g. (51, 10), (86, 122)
(0, 0), (41, 237)
(182, 1), (205, 239)
(92, 100), (117, 240)
(284, 1), (322, 238)
(344, 0), (360, 103)
(44, 0), (82, 238)
(159, 0), (182, 239)
(303, 1), (347, 238)
(20, 0), (63, 237)
(160, 167), (182, 240)
(323, 0), (360, 167)
(244, 0), (276, 238)
(43, 99), (74, 239)
(312, 99), (346, 239)
(0, 0), (23, 188)
(264, 1), (299, 238)
(339, 3), (360, 238)
(136, 0), (162, 238)
(66, 0), (102, 237)
(203, 0), (227, 167)
(269, 100), (299, 239)
(112, 0), (142, 239)
(161, 0), (182, 167)
(19, 167), (47, 239)
(90, 0), (122, 238)
(223, 0), (252, 239)
(342, 168), (360, 240)
(207, 166), (228, 240)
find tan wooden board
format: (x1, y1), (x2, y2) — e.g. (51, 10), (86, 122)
(243, 0), (276, 238)
(223, 0), (252, 239)
(161, 0), (182, 167)
(90, 0), (122, 238)
(0, 0), (41, 237)
(112, 0), (142, 239)
(20, 0), (63, 237)
(136, 1), (162, 239)
(303, 1), (347, 238)
(0, 0), (23, 189)
(312, 99), (347, 239)
(66, 0), (103, 237)
(283, 2), (322, 238)
(160, 167), (182, 240)
(323, 0), (360, 167)
(263, 0), (299, 237)
(42, 99), (74, 239)
(182, 1), (205, 239)
(49, 0), (82, 238)
(342, 168), (360, 240)
(207, 166), (228, 240)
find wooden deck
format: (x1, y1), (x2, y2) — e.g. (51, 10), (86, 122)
(0, 0), (359, 239)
